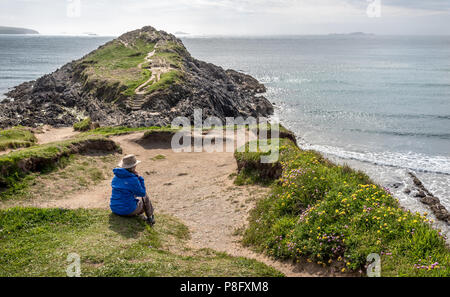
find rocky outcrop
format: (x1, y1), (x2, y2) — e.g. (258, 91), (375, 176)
(0, 26), (273, 128)
(408, 172), (450, 224)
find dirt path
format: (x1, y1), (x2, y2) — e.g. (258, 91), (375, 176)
(35, 125), (79, 144)
(135, 47), (173, 95)
(15, 129), (340, 276)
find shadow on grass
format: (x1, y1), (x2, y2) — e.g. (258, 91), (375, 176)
(80, 150), (118, 157)
(108, 213), (146, 239)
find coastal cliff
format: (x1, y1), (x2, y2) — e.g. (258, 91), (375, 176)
(0, 26), (39, 34)
(0, 26), (273, 128)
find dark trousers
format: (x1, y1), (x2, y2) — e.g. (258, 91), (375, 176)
(127, 195), (154, 218)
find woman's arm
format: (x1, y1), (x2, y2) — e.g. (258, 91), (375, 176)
(131, 175), (146, 197)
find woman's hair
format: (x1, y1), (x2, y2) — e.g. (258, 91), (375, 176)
(126, 166), (136, 173)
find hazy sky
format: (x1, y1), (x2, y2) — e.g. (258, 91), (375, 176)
(1, 0), (449, 36)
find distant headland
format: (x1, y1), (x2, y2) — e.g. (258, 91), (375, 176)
(0, 26), (39, 34)
(328, 32), (375, 36)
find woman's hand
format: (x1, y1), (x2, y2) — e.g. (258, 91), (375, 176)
(129, 167), (139, 176)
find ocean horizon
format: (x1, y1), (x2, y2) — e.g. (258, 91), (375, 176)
(1, 34), (449, 233)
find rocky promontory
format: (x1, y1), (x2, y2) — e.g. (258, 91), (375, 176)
(0, 26), (273, 128)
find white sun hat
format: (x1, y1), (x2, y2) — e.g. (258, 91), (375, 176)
(118, 154), (141, 169)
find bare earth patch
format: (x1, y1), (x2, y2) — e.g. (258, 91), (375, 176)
(34, 125), (79, 144)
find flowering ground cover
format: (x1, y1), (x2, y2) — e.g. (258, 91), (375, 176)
(239, 138), (450, 276)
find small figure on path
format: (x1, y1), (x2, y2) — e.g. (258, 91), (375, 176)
(110, 154), (155, 225)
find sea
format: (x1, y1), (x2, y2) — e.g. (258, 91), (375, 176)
(1, 34), (449, 235)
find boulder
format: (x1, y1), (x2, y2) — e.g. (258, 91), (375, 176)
(420, 196), (440, 206)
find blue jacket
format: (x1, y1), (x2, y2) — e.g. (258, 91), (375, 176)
(110, 168), (147, 216)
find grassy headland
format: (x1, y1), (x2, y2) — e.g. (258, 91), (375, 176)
(237, 136), (450, 276)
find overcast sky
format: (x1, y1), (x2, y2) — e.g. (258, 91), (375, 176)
(1, 0), (449, 36)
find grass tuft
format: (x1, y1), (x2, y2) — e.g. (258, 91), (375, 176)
(150, 154), (166, 161)
(144, 70), (183, 94)
(0, 126), (37, 151)
(73, 118), (92, 132)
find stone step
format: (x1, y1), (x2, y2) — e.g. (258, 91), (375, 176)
(127, 94), (147, 110)
(128, 101), (146, 110)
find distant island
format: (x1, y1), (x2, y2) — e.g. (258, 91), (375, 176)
(174, 31), (190, 36)
(0, 26), (39, 34)
(328, 32), (375, 36)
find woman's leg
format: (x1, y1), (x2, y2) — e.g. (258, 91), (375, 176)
(142, 195), (154, 219)
(125, 200), (144, 216)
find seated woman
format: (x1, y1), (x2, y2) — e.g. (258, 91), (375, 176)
(110, 154), (155, 225)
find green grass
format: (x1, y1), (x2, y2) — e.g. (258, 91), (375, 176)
(81, 126), (179, 137)
(73, 118), (92, 132)
(256, 123), (291, 134)
(144, 70), (183, 94)
(143, 127), (179, 138)
(79, 38), (186, 98)
(239, 138), (450, 276)
(150, 154), (166, 161)
(0, 208), (283, 277)
(0, 126), (37, 151)
(121, 69), (152, 97)
(234, 168), (273, 186)
(80, 39), (156, 97)
(0, 135), (119, 200)
(234, 138), (285, 186)
(235, 138), (283, 163)
(84, 39), (154, 70)
(154, 41), (187, 68)
(201, 124), (250, 131)
(255, 123), (297, 145)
